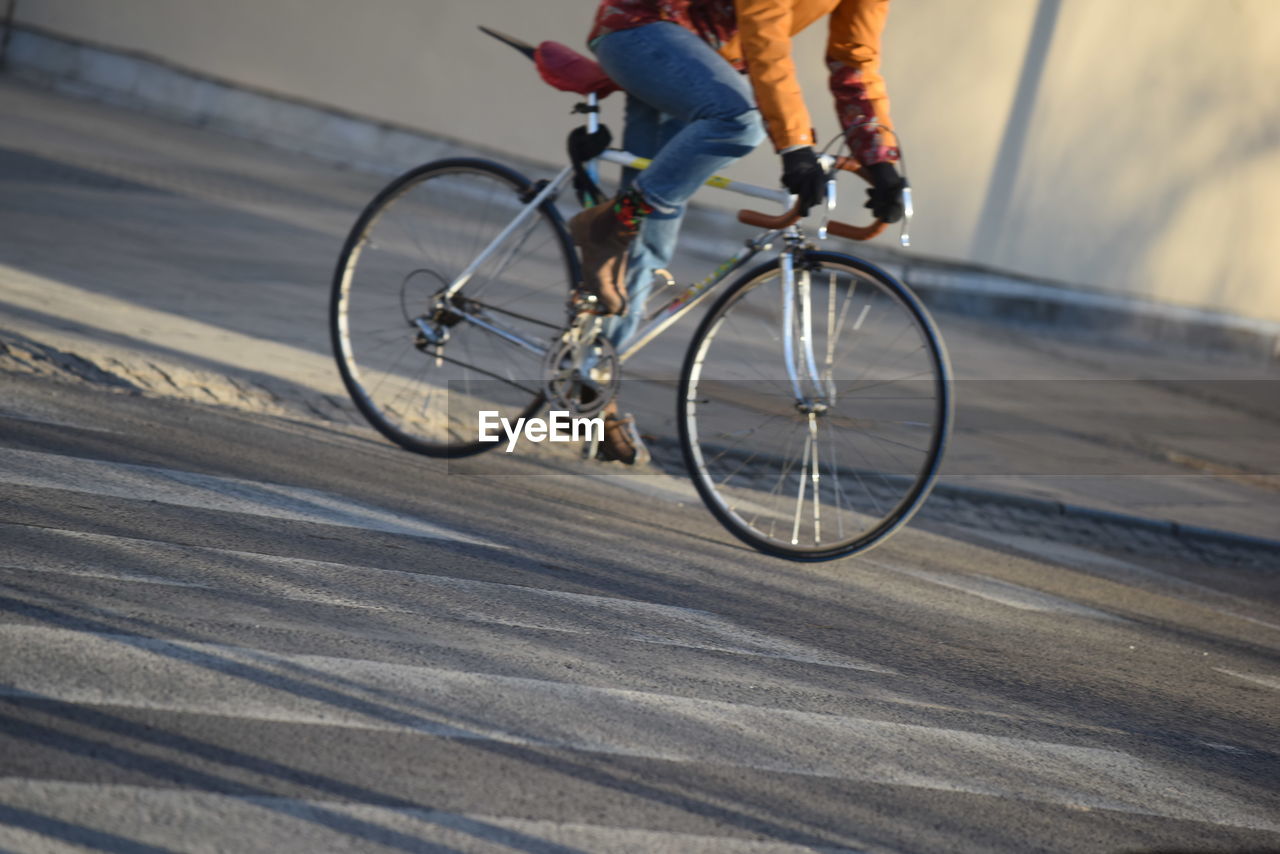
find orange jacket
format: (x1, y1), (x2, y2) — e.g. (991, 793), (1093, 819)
(588, 0), (897, 162)
(720, 0), (894, 154)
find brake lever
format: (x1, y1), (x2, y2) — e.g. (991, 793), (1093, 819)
(817, 176), (838, 240)
(899, 186), (913, 248)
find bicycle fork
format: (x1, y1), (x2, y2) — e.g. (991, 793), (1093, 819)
(780, 238), (840, 545)
(780, 240), (833, 412)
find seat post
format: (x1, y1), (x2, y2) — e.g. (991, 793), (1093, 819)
(585, 92), (601, 194)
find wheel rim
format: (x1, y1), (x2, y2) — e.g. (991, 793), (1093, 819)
(333, 163), (572, 454)
(683, 256), (950, 557)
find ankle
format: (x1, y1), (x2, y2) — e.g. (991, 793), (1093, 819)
(612, 188), (653, 234)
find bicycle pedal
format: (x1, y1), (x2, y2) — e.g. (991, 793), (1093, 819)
(571, 295), (610, 317)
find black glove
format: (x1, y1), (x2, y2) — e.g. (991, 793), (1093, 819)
(780, 147), (827, 216)
(864, 161), (906, 223)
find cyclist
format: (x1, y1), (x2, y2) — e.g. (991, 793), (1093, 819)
(571, 0), (907, 464)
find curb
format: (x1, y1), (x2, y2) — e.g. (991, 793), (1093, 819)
(902, 267), (1280, 363)
(930, 481), (1280, 557)
(1, 26), (544, 181)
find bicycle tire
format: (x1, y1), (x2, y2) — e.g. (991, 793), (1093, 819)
(678, 250), (952, 560)
(330, 158), (578, 457)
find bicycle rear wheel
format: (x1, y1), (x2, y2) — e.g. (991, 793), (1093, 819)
(330, 158), (577, 456)
(679, 251), (952, 560)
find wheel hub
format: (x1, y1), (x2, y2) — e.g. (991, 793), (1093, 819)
(795, 399), (829, 415)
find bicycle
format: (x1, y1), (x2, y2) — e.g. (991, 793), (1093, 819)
(330, 29), (952, 561)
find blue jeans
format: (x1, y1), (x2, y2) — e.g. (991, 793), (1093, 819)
(591, 23), (766, 349)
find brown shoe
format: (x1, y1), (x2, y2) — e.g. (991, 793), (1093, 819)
(597, 402), (650, 466)
(568, 198), (635, 315)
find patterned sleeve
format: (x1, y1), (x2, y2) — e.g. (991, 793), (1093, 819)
(827, 0), (899, 164)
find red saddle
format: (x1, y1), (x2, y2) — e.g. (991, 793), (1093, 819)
(534, 41), (620, 98)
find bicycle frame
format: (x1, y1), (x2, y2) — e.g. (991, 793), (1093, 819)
(438, 91), (838, 407)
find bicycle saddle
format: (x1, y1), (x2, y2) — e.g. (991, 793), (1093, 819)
(480, 27), (619, 98)
(536, 41), (619, 97)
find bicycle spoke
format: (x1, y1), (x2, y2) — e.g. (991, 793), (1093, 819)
(790, 426), (813, 545)
(823, 422), (852, 541)
(681, 252), (950, 557)
(333, 161), (572, 455)
(840, 367), (937, 396)
(704, 413), (788, 472)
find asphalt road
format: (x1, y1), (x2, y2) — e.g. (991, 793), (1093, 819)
(1, 371), (1277, 853)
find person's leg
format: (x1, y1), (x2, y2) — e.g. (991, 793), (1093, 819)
(594, 23), (765, 213)
(617, 93), (662, 196)
(600, 203), (681, 350)
(580, 23), (764, 464)
(601, 101), (685, 350)
(592, 23), (764, 349)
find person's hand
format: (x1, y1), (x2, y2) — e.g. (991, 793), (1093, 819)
(780, 147), (827, 216)
(864, 161), (906, 223)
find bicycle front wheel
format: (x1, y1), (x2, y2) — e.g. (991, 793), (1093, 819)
(679, 251), (952, 560)
(331, 158), (577, 456)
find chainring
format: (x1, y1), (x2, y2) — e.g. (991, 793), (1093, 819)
(541, 326), (620, 418)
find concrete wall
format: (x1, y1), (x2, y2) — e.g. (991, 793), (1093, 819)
(13, 0), (1280, 322)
